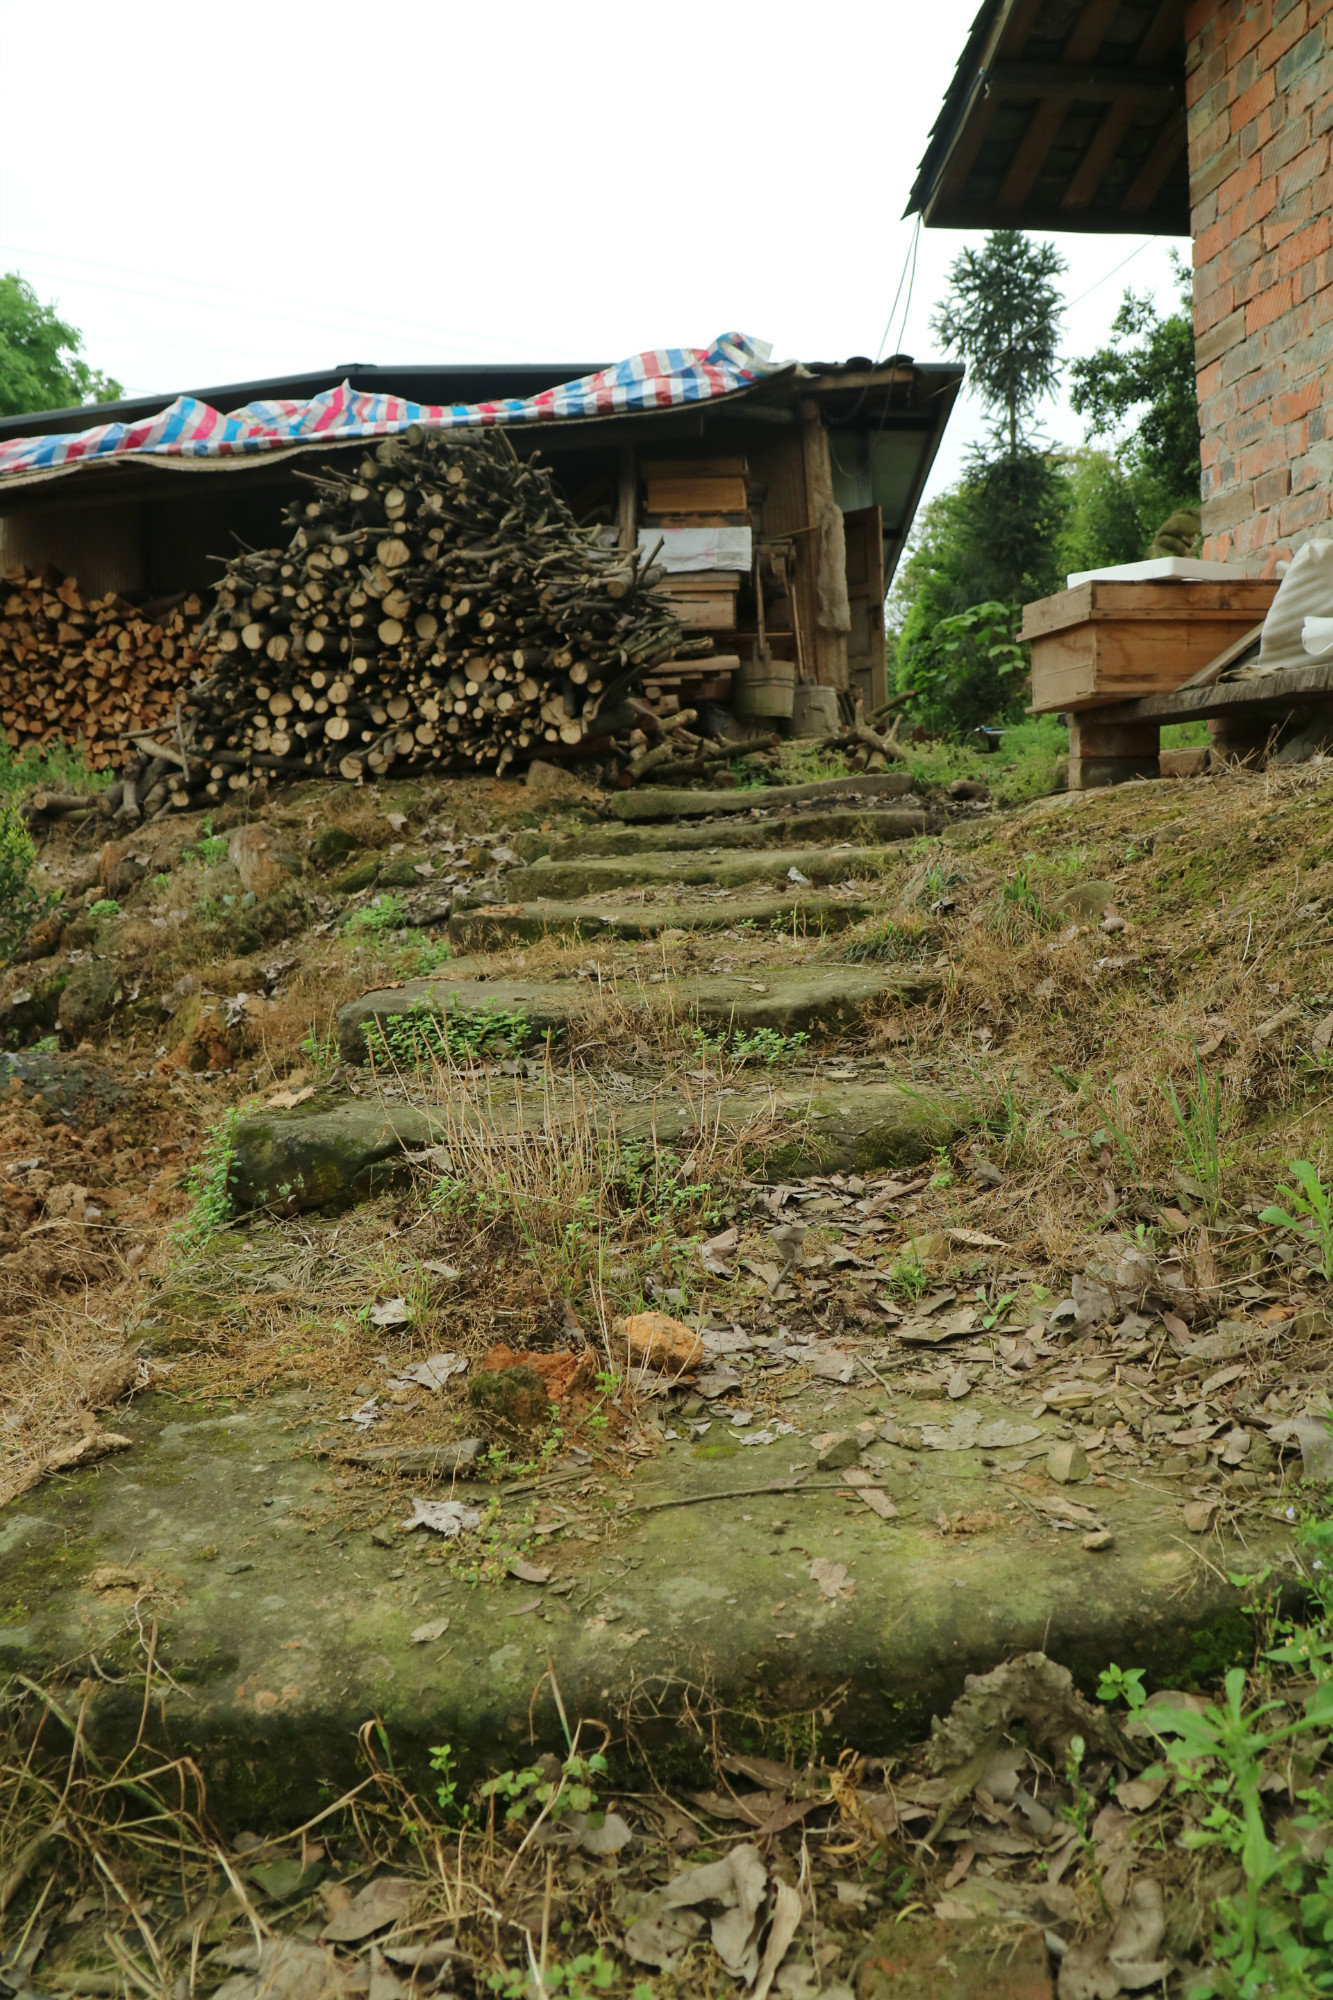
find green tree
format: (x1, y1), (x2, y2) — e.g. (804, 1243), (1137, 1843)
(931, 229), (1067, 454)
(0, 272), (123, 419)
(1067, 253), (1200, 509)
(1056, 447), (1162, 579)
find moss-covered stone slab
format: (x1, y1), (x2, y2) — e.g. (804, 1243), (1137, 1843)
(0, 1376), (1284, 1822)
(504, 840), (921, 903)
(336, 964), (940, 1063)
(447, 892), (874, 950)
(537, 809), (929, 862)
(611, 773), (918, 820)
(231, 1078), (973, 1213)
(230, 1100), (446, 1213)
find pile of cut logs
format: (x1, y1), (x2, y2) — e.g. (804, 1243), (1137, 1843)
(1, 567), (205, 770)
(185, 425), (683, 789)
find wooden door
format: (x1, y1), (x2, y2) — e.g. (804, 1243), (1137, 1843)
(843, 505), (886, 710)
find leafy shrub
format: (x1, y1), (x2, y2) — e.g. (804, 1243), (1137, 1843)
(0, 802), (56, 966)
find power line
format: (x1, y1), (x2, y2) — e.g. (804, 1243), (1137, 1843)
(1064, 238), (1153, 311)
(0, 240), (571, 365)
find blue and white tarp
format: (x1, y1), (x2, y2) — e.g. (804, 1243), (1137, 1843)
(0, 332), (779, 482)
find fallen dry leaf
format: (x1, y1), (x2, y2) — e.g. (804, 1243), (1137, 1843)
(808, 1557), (855, 1601)
(1194, 1227), (1219, 1293)
(842, 1467), (899, 1520)
(409, 1616), (450, 1644)
(399, 1498), (480, 1538)
(320, 1876), (413, 1942)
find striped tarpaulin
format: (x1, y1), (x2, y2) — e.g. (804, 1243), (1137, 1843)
(0, 332), (776, 481)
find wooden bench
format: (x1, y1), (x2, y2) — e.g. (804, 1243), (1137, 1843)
(1068, 662), (1333, 785)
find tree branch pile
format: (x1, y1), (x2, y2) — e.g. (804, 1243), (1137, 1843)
(184, 426), (682, 794)
(0, 568), (206, 770)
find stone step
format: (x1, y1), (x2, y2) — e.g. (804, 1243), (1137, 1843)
(538, 806), (925, 860)
(337, 962), (940, 1063)
(501, 838), (919, 903)
(3, 1361), (1274, 1814)
(611, 771), (917, 820)
(230, 1076), (971, 1214)
(447, 890), (874, 950)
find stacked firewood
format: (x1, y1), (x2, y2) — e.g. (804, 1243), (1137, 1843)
(186, 426), (683, 786)
(0, 567), (205, 769)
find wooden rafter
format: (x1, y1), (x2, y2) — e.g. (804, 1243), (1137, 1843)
(1122, 104), (1188, 210)
(1062, 99), (1137, 209)
(998, 99), (1070, 208)
(985, 61), (1180, 104)
(1062, 0), (1123, 62)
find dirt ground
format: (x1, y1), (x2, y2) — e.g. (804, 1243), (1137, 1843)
(6, 755), (1333, 1996)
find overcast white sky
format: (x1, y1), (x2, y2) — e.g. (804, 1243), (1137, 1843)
(1, 0), (1190, 515)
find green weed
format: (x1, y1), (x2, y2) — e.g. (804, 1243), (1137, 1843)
(87, 897), (120, 919)
(1260, 1162), (1333, 1281)
(0, 802), (56, 965)
(689, 1024), (810, 1066)
(368, 998), (531, 1067)
(1096, 1663), (1147, 1711)
(342, 890), (410, 935)
(999, 865), (1048, 928)
(485, 1948), (619, 2000)
(300, 1021), (340, 1075)
(904, 713), (1068, 806)
(180, 815), (229, 867)
(0, 735), (113, 798)
(174, 1108), (240, 1246)
(1150, 1667), (1333, 1994)
(1165, 1048), (1227, 1220)
(885, 1251), (928, 1300)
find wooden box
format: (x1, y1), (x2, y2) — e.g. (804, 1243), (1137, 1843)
(658, 572), (741, 630)
(1022, 579), (1278, 713)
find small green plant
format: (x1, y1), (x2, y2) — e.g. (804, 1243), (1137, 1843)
(1056, 1735), (1106, 1910)
(0, 801), (56, 965)
(87, 897), (121, 919)
(1149, 1665), (1333, 1994)
(300, 1022), (340, 1075)
(885, 1250), (927, 1300)
(688, 1024), (809, 1067)
(402, 933), (451, 975)
(485, 1947), (620, 2000)
(929, 1146), (954, 1190)
(174, 1107), (240, 1246)
(1165, 1046), (1227, 1220)
(368, 998), (531, 1067)
(1096, 1663), (1147, 1711)
(428, 1742), (468, 1822)
(1260, 1162), (1333, 1282)
(28, 1033), (58, 1056)
(980, 1290), (1015, 1331)
(480, 1748), (608, 1826)
(180, 815), (229, 867)
(999, 865), (1047, 927)
(342, 890), (410, 936)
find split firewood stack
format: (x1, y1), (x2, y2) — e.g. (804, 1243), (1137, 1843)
(183, 425), (684, 793)
(0, 567), (206, 772)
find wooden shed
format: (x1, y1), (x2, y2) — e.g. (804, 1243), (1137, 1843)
(0, 350), (962, 744)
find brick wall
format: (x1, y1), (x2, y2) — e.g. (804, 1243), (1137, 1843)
(1186, 0), (1333, 567)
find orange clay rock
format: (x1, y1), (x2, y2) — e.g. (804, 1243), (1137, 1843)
(613, 1311), (703, 1374)
(479, 1345), (596, 1407)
